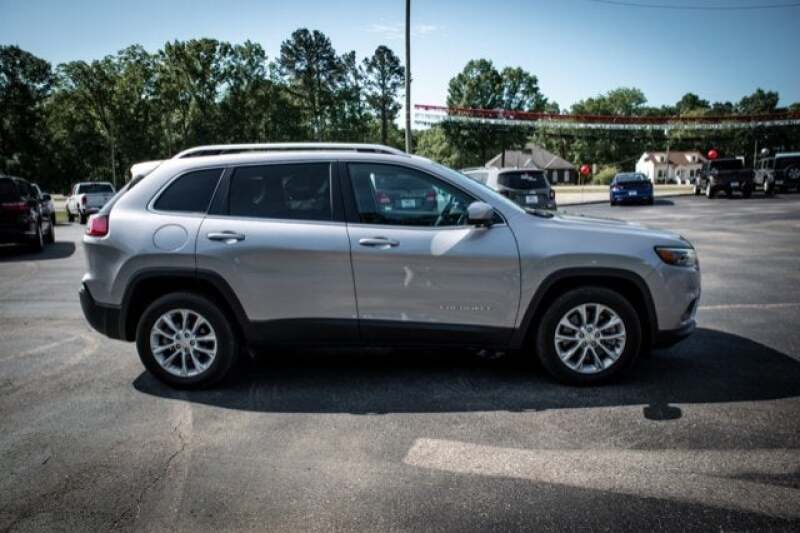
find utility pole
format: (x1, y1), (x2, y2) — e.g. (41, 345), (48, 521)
(664, 128), (670, 185)
(404, 0), (412, 153)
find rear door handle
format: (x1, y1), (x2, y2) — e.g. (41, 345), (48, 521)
(207, 231), (245, 243)
(359, 237), (399, 248)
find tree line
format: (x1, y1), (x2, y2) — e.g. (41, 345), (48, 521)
(2, 29), (798, 192)
(1, 30), (405, 192)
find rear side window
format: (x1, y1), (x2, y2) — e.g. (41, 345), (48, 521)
(154, 169), (223, 213)
(0, 179), (19, 202)
(228, 163), (332, 221)
(77, 183), (115, 194)
(498, 171), (547, 190)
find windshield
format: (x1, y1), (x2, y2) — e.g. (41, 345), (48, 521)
(429, 162), (526, 215)
(78, 183), (115, 194)
(614, 173), (648, 183)
(498, 171), (547, 190)
(710, 159), (744, 171)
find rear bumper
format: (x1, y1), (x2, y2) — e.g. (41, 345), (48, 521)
(611, 192), (652, 203)
(79, 283), (124, 340)
(0, 224), (37, 243)
(654, 319), (695, 348)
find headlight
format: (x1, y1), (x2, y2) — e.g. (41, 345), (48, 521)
(655, 247), (697, 268)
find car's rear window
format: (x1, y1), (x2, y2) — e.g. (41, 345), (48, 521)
(498, 171), (547, 190)
(615, 173), (648, 183)
(0, 179), (19, 202)
(710, 159), (744, 171)
(154, 169), (223, 213)
(78, 183), (115, 194)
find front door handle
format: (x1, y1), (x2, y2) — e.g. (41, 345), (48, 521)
(359, 236), (399, 248)
(207, 231), (245, 243)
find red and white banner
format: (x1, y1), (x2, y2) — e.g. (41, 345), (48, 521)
(415, 104), (800, 131)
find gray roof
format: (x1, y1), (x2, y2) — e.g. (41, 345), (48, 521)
(486, 143), (575, 170)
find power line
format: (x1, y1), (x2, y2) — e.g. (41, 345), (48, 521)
(585, 0), (800, 10)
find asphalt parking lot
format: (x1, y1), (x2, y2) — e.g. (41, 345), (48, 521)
(2, 195), (800, 532)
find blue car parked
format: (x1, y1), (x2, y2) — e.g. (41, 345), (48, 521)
(610, 173), (654, 206)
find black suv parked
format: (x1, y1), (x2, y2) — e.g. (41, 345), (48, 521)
(755, 152), (800, 195)
(0, 175), (55, 251)
(695, 158), (754, 199)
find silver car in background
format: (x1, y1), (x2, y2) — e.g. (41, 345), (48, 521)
(79, 143), (699, 388)
(462, 167), (557, 210)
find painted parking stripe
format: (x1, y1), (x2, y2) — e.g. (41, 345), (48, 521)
(403, 438), (800, 519)
(699, 302), (800, 311)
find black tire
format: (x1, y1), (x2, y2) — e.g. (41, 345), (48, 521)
(67, 210), (75, 223)
(535, 286), (642, 385)
(44, 218), (55, 244)
(706, 183), (716, 199)
(647, 197), (654, 205)
(764, 181), (774, 197)
(135, 292), (239, 388)
(79, 212), (87, 225)
(741, 186), (752, 199)
(694, 186), (701, 196)
(29, 222), (44, 252)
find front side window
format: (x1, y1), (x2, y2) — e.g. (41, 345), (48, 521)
(349, 163), (474, 227)
(228, 163), (332, 221)
(154, 168), (223, 213)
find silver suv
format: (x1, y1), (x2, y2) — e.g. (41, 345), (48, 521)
(79, 143), (700, 388)
(462, 167), (557, 210)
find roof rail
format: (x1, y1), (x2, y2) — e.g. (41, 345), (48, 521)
(173, 143), (408, 159)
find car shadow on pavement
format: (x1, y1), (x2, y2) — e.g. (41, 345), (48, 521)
(133, 327), (800, 417)
(0, 241), (76, 262)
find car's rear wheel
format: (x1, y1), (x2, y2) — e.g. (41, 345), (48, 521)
(67, 209), (75, 223)
(535, 287), (642, 385)
(136, 292), (239, 388)
(44, 218), (55, 243)
(741, 185), (752, 199)
(706, 183), (716, 199)
(29, 222), (44, 252)
(79, 212), (87, 224)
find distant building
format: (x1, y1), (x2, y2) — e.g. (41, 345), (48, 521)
(486, 143), (578, 184)
(636, 151), (707, 183)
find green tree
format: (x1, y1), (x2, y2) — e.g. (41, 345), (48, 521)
(279, 29), (341, 140)
(363, 45), (404, 145)
(0, 46), (53, 177)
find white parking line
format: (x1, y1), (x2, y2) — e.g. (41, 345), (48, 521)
(403, 438), (800, 519)
(699, 302), (800, 311)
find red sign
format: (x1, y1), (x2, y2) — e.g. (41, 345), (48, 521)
(707, 149), (719, 160)
(580, 164), (591, 176)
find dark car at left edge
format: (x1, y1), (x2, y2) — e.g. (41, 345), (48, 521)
(0, 175), (55, 251)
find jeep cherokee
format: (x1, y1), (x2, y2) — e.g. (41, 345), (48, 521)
(79, 143), (700, 388)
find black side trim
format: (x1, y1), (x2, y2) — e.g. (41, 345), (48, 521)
(654, 320), (695, 348)
(79, 284), (123, 340)
(360, 319), (512, 347)
(511, 267), (658, 349)
(248, 318), (360, 346)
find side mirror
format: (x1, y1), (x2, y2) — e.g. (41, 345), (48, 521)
(42, 194), (51, 201)
(467, 201), (495, 227)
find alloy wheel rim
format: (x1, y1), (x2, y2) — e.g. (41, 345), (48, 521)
(150, 308), (217, 378)
(553, 303), (626, 374)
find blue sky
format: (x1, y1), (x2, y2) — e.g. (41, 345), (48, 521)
(2, 0), (799, 110)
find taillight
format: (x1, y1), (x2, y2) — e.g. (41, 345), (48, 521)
(81, 196), (87, 205)
(377, 192), (391, 205)
(0, 201), (28, 213)
(549, 189), (556, 200)
(86, 214), (108, 237)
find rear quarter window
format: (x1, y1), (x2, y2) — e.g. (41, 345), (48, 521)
(153, 169), (223, 213)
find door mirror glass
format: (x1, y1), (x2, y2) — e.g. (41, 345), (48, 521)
(467, 201), (495, 226)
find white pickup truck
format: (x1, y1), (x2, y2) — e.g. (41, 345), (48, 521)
(66, 182), (116, 224)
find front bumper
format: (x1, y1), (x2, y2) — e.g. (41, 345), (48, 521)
(654, 319), (696, 348)
(79, 283), (124, 340)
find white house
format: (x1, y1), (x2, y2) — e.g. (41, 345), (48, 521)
(635, 151), (707, 183)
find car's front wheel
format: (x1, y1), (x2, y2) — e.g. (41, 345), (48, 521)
(136, 292), (239, 388)
(535, 287), (642, 385)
